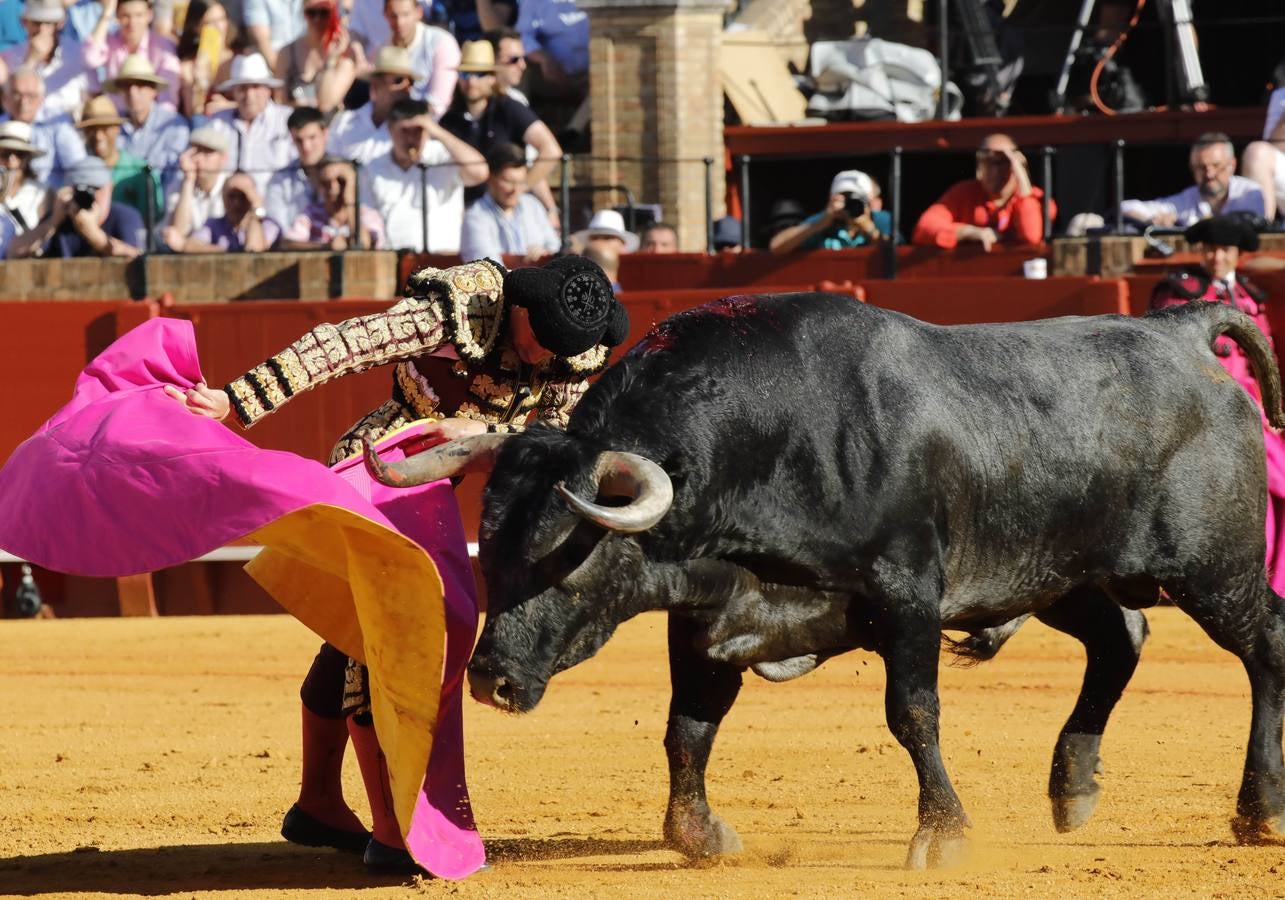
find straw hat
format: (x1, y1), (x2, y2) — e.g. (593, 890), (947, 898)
(103, 54), (170, 93)
(21, 0), (64, 24)
(370, 45), (422, 80)
(457, 41), (497, 74)
(573, 209), (640, 253)
(188, 124), (230, 155)
(76, 95), (126, 129)
(216, 52), (284, 92)
(0, 120), (45, 156)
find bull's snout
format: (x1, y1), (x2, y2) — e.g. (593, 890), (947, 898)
(467, 659), (524, 712)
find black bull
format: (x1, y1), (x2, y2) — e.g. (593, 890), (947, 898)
(368, 293), (1285, 868)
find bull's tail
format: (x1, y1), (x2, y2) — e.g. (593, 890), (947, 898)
(1164, 301), (1285, 429)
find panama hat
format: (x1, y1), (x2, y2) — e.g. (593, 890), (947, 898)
(216, 52), (284, 92)
(188, 123), (230, 155)
(457, 41), (497, 74)
(75, 95), (126, 129)
(21, 0), (63, 24)
(103, 54), (170, 93)
(370, 45), (421, 80)
(573, 209), (640, 253)
(0, 120), (44, 156)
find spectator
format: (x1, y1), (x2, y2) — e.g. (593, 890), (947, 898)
(712, 216), (742, 253)
(379, 0), (460, 118)
(426, 0), (512, 44)
(182, 168), (279, 251)
(243, 0), (304, 68)
(106, 53), (189, 180)
(0, 0), (92, 120)
(439, 40), (559, 211)
(327, 44), (413, 164)
(23, 154), (144, 257)
(638, 220), (677, 253)
(358, 95), (485, 251)
(771, 169), (891, 254)
(459, 141), (557, 261)
(347, 0), (417, 55)
(274, 0), (357, 113)
(582, 241), (620, 293)
(1240, 88), (1285, 224)
(282, 155), (384, 249)
(573, 208), (638, 255)
(1121, 132), (1263, 229)
(759, 197), (805, 246)
(85, 0), (182, 109)
(175, 0), (237, 120)
(76, 93), (162, 223)
(0, 119), (52, 255)
(161, 123), (228, 250)
(516, 0), (587, 90)
(485, 26), (527, 106)
(263, 104), (325, 232)
(208, 51), (296, 194)
(913, 133), (1054, 251)
(1, 65), (85, 185)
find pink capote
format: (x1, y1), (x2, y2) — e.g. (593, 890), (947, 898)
(0, 318), (485, 879)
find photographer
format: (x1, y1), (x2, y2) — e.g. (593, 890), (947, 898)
(8, 155), (143, 258)
(769, 169), (891, 254)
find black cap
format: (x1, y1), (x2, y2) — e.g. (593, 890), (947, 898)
(1184, 214), (1259, 252)
(504, 256), (630, 357)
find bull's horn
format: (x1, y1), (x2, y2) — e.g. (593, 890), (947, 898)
(555, 451), (673, 532)
(363, 433), (511, 487)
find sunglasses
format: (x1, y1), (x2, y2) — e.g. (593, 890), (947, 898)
(499, 55), (525, 65)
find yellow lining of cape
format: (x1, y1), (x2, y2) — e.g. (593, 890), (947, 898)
(243, 503), (445, 840)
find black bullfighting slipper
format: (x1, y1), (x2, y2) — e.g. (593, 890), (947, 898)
(280, 804), (371, 854)
(362, 837), (430, 877)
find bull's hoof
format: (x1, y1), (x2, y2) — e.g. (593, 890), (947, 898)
(904, 824), (969, 870)
(1051, 788), (1100, 833)
(664, 812), (743, 860)
(1231, 815), (1285, 845)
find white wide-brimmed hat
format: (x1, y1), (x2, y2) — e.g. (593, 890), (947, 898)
(103, 54), (171, 92)
(574, 209), (640, 253)
(21, 0), (64, 24)
(216, 52), (283, 92)
(0, 120), (45, 156)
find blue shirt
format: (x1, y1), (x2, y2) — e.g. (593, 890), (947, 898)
(428, 0), (483, 42)
(517, 0), (589, 77)
(460, 191), (559, 261)
(49, 203), (145, 257)
(118, 104), (190, 184)
(0, 0), (25, 52)
(1, 113), (89, 187)
(263, 163), (317, 235)
(799, 208), (893, 249)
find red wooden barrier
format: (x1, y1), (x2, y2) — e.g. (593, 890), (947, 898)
(862, 276), (1129, 325)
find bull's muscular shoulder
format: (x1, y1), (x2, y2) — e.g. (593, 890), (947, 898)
(1149, 270), (1211, 309)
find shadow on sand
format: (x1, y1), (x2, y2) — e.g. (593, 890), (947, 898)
(0, 836), (674, 895)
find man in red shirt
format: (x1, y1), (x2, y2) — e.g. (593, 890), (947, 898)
(912, 132), (1054, 251)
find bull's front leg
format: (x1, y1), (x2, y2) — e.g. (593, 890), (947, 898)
(880, 605), (970, 869)
(663, 612), (744, 860)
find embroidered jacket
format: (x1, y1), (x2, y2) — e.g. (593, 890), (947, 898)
(221, 258), (613, 462)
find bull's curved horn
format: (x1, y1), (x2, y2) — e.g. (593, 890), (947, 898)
(363, 433), (512, 487)
(555, 451), (673, 532)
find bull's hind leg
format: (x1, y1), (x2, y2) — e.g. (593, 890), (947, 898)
(663, 612), (745, 860)
(1035, 586), (1149, 832)
(1171, 573), (1285, 843)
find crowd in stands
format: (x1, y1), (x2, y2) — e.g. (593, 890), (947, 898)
(0, 0), (586, 258)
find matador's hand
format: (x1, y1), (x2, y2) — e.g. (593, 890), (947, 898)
(163, 382), (231, 421)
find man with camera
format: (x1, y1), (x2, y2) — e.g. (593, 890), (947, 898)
(913, 133), (1053, 251)
(12, 155), (143, 257)
(769, 169), (891, 254)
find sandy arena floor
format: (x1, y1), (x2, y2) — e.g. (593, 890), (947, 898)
(2, 607), (1284, 898)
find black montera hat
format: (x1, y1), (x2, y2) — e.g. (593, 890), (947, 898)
(504, 255), (630, 357)
(1184, 214), (1259, 252)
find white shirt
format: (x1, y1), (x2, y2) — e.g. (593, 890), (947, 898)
(404, 23), (459, 119)
(2, 180), (47, 233)
(1120, 176), (1266, 228)
(327, 105), (390, 166)
(263, 163), (317, 233)
(359, 141), (462, 252)
(209, 102), (296, 195)
(164, 170), (228, 233)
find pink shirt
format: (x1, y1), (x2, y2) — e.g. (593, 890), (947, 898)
(85, 31), (181, 110)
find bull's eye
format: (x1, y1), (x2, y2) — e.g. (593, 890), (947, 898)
(532, 519), (603, 587)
